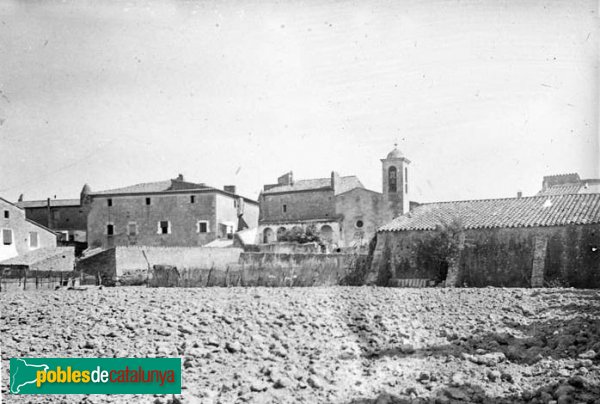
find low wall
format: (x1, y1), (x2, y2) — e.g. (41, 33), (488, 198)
(253, 243), (322, 254)
(237, 252), (367, 286)
(79, 245), (366, 287)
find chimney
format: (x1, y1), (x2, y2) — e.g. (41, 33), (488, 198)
(517, 191), (522, 198)
(176, 174), (184, 181)
(331, 171), (341, 191)
(47, 197), (52, 228)
(224, 185), (236, 194)
(277, 171), (293, 186)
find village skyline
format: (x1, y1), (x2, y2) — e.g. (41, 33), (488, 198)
(0, 0), (598, 204)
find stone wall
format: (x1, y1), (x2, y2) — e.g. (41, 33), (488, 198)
(371, 224), (600, 288)
(335, 188), (382, 247)
(77, 245), (365, 287)
(25, 205), (87, 232)
(259, 189), (336, 223)
(29, 247), (75, 273)
(86, 192), (219, 249)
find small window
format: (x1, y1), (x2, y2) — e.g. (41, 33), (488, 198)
(190, 195), (195, 203)
(52, 211), (60, 220)
(3, 210), (8, 219)
(3, 229), (12, 245)
(145, 197), (151, 205)
(128, 222), (138, 236)
(158, 221), (170, 234)
(29, 231), (38, 248)
(234, 199), (237, 208)
(107, 224), (114, 236)
(107, 198), (113, 207)
(282, 204), (287, 213)
(355, 220), (364, 228)
(68, 234), (75, 242)
(197, 221), (209, 233)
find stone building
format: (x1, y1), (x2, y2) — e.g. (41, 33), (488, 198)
(0, 197), (58, 262)
(83, 175), (259, 249)
(372, 193), (600, 288)
(16, 198), (87, 245)
(257, 146), (413, 249)
(537, 173), (600, 195)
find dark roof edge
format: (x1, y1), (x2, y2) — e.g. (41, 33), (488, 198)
(259, 217), (342, 225)
(378, 221), (600, 233)
(335, 187), (381, 197)
(413, 193), (590, 207)
(262, 186), (333, 196)
(89, 188), (259, 205)
(25, 218), (59, 235)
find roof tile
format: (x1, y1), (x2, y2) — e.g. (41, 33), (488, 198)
(379, 194), (600, 232)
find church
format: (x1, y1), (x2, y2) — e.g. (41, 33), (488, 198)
(256, 146), (413, 250)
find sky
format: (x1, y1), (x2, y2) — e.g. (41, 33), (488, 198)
(0, 0), (598, 204)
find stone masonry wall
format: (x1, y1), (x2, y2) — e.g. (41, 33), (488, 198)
(335, 188), (382, 247)
(86, 192), (218, 249)
(371, 224), (600, 288)
(260, 189), (336, 223)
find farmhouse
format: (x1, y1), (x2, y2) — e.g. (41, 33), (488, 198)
(83, 175), (259, 249)
(372, 193), (600, 288)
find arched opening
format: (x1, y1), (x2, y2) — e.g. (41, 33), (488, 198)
(276, 227), (286, 240)
(263, 227), (275, 243)
(320, 225), (333, 243)
(388, 166), (397, 193)
(437, 260), (449, 285)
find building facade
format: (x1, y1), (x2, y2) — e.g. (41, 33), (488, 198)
(372, 193), (600, 288)
(257, 146), (412, 249)
(537, 173), (600, 195)
(84, 175), (259, 249)
(16, 198), (88, 245)
(0, 197), (58, 262)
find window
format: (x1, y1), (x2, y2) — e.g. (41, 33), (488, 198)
(405, 167), (408, 194)
(68, 234), (75, 242)
(29, 232), (39, 248)
(388, 166), (397, 193)
(355, 220), (364, 228)
(128, 222), (138, 236)
(282, 204), (287, 213)
(107, 224), (114, 236)
(3, 210), (8, 219)
(158, 221), (170, 234)
(197, 221), (209, 233)
(233, 199), (237, 208)
(1, 228), (12, 245)
(190, 195), (195, 204)
(107, 198), (113, 207)
(52, 211), (60, 220)
(145, 197), (151, 205)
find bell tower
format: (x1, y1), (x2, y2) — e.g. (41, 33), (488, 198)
(381, 144), (410, 222)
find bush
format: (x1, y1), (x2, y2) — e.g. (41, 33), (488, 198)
(278, 225), (322, 244)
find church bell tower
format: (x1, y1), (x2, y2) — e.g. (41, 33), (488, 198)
(381, 144), (411, 222)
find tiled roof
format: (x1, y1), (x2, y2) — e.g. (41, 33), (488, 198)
(0, 247), (74, 266)
(17, 199), (80, 208)
(92, 180), (184, 195)
(263, 176), (364, 195)
(379, 193), (600, 232)
(537, 179), (600, 196)
(89, 179), (259, 205)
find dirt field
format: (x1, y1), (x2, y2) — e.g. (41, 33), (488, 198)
(2, 286), (600, 403)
